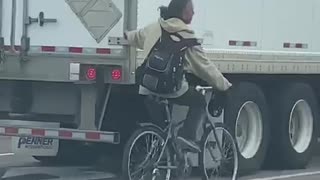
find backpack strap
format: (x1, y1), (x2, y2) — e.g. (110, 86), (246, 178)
(179, 38), (201, 50)
(169, 29), (201, 46)
(159, 27), (201, 52)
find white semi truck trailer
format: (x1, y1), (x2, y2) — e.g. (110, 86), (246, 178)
(0, 0), (319, 174)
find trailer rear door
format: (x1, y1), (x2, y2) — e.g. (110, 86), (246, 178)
(27, 0), (124, 48)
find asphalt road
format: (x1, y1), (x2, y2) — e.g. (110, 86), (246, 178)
(1, 136), (320, 180)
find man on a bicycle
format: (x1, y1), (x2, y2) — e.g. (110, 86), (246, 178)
(124, 0), (232, 153)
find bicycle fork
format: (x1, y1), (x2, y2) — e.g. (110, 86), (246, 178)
(207, 121), (225, 161)
(151, 104), (175, 180)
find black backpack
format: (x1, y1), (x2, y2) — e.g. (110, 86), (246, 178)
(136, 27), (201, 94)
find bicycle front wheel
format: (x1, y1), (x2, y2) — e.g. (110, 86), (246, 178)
(122, 126), (172, 180)
(200, 122), (239, 180)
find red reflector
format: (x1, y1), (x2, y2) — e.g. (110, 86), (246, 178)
(295, 43), (303, 48)
(243, 41), (251, 46)
(3, 46), (21, 51)
(59, 130), (72, 138)
(42, 46), (55, 52)
(284, 43), (290, 48)
(229, 40), (237, 46)
(4, 46), (10, 51)
(69, 47), (83, 53)
(86, 132), (100, 140)
(32, 129), (45, 136)
(96, 48), (111, 54)
(14, 46), (21, 51)
(86, 68), (97, 80)
(111, 69), (121, 80)
(5, 127), (18, 134)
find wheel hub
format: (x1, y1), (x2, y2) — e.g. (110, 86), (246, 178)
(235, 101), (263, 159)
(289, 100), (313, 153)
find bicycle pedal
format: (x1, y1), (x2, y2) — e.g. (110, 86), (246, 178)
(177, 164), (192, 178)
(174, 153), (192, 178)
(152, 168), (160, 176)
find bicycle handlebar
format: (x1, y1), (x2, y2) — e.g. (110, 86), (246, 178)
(195, 86), (214, 96)
(195, 85), (213, 91)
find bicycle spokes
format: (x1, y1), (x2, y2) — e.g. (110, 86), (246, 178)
(128, 131), (171, 180)
(203, 126), (238, 180)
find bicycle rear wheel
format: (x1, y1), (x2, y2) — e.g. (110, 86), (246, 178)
(200, 122), (239, 180)
(122, 126), (172, 180)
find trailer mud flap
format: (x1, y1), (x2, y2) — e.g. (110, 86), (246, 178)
(10, 121), (60, 157)
(13, 136), (59, 156)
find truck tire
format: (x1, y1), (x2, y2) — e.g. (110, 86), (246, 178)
(266, 83), (318, 169)
(224, 82), (269, 174)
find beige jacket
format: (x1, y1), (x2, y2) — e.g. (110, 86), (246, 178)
(126, 18), (232, 97)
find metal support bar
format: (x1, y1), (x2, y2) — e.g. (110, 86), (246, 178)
(0, 37), (3, 48)
(20, 0), (29, 61)
(0, 37), (4, 72)
(77, 85), (98, 131)
(22, 0), (28, 36)
(0, 0), (3, 37)
(10, 0), (18, 53)
(126, 0), (138, 84)
(0, 0), (4, 71)
(97, 84), (112, 130)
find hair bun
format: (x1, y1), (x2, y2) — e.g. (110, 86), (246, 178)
(158, 6), (169, 19)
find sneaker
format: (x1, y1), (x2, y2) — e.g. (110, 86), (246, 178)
(176, 136), (201, 153)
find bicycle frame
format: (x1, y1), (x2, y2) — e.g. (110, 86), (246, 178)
(153, 99), (177, 166)
(152, 88), (226, 168)
(203, 90), (225, 158)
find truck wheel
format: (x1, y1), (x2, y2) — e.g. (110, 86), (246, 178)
(224, 82), (269, 174)
(267, 83), (318, 169)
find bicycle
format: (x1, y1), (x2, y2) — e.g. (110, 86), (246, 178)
(122, 85), (239, 180)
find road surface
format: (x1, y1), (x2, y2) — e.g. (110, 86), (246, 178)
(1, 136), (320, 180)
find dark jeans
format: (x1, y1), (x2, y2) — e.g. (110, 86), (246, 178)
(145, 87), (207, 142)
(170, 88), (207, 141)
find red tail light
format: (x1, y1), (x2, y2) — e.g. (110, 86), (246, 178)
(111, 69), (121, 80)
(86, 67), (97, 80)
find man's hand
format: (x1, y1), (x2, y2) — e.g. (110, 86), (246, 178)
(210, 89), (229, 117)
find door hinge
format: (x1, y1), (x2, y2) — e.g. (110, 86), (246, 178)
(108, 37), (129, 46)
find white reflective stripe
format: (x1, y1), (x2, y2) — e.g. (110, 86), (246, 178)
(0, 127), (4, 134)
(250, 42), (257, 46)
(289, 43), (296, 48)
(56, 46), (68, 52)
(19, 128), (31, 135)
(101, 134), (114, 142)
(45, 130), (59, 137)
(29, 46), (41, 52)
(83, 48), (95, 54)
(72, 132), (85, 139)
(236, 41), (243, 46)
(110, 48), (122, 55)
